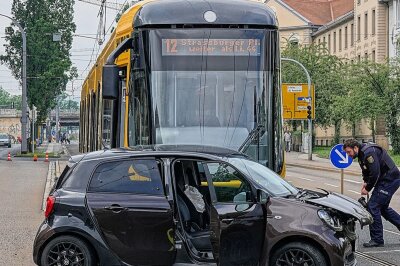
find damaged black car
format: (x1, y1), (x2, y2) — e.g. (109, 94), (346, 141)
(33, 145), (372, 266)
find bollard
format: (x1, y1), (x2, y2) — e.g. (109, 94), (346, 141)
(33, 154), (38, 162)
(7, 152), (11, 161)
(44, 152), (49, 162)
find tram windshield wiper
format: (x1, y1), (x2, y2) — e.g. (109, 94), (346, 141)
(238, 124), (265, 152)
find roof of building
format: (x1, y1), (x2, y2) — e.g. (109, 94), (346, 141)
(282, 0), (353, 25)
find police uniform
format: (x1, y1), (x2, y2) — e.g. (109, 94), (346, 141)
(359, 143), (400, 245)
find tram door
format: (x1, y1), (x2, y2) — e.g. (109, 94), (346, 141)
(102, 68), (127, 149)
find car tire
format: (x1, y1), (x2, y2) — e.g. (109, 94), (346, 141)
(8, 144), (11, 148)
(40, 235), (95, 266)
(270, 242), (327, 266)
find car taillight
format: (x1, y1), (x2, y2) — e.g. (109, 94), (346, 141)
(45, 195), (55, 218)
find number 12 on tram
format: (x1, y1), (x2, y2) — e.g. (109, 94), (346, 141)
(80, 0), (285, 175)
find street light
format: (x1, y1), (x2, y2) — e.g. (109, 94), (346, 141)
(0, 13), (28, 154)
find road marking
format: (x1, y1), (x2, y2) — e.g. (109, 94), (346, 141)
(362, 249), (400, 254)
(384, 229), (400, 236)
(348, 190), (360, 195)
(325, 183), (339, 188)
(345, 179), (363, 184)
(295, 176), (314, 181)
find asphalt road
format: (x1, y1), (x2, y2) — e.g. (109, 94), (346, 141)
(286, 165), (400, 266)
(0, 159), (47, 265)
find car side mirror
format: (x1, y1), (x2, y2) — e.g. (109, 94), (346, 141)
(257, 189), (270, 204)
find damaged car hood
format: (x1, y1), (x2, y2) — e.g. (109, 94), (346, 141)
(304, 191), (373, 226)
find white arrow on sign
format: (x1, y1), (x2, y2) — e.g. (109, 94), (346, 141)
(335, 149), (349, 164)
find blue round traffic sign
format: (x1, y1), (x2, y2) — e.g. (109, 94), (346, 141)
(330, 144), (353, 169)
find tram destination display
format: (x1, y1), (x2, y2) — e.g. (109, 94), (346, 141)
(162, 38), (261, 56)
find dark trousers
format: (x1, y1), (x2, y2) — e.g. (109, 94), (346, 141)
(367, 178), (400, 244)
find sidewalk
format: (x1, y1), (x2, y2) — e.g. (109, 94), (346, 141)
(285, 151), (362, 176)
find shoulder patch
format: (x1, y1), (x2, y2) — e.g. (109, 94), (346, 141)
(367, 156), (374, 164)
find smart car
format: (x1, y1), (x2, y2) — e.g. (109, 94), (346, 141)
(33, 145), (372, 266)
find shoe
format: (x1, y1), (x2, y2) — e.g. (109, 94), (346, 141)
(363, 240), (384, 247)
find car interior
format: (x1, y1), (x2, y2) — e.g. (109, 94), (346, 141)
(172, 159), (214, 257)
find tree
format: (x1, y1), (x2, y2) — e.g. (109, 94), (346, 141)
(0, 87), (22, 110)
(0, 0), (76, 122)
(281, 43), (348, 143)
(386, 58), (400, 154)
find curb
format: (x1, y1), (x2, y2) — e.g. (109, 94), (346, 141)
(42, 161), (55, 211)
(41, 161), (61, 211)
(286, 163), (361, 176)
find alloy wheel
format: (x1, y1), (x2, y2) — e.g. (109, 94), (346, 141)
(276, 248), (315, 266)
(46, 241), (86, 266)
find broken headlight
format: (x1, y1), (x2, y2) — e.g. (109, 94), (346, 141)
(318, 210), (343, 231)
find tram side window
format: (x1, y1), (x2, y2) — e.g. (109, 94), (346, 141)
(102, 99), (113, 149)
(129, 69), (150, 145)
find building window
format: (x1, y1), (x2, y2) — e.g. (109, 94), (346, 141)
(345, 26), (348, 49)
(328, 34), (331, 52)
(364, 52), (368, 61)
(357, 0), (361, 5)
(372, 50), (376, 62)
(323, 36), (326, 47)
(357, 16), (361, 41)
(351, 59), (354, 64)
(372, 9), (376, 36)
(318, 38), (321, 45)
(396, 40), (400, 57)
(358, 55), (361, 62)
(339, 29), (342, 51)
(364, 13), (368, 39)
(397, 2), (400, 28)
(333, 32), (336, 52)
(351, 23), (354, 46)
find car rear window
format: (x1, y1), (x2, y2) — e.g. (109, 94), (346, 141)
(88, 158), (164, 195)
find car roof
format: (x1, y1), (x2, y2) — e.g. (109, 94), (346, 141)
(74, 144), (244, 162)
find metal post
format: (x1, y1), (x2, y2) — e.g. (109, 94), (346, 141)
(282, 58), (313, 160)
(0, 14), (28, 153)
(55, 100), (60, 143)
(340, 169), (344, 194)
(32, 106), (35, 154)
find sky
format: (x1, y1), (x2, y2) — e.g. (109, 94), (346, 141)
(0, 0), (127, 100)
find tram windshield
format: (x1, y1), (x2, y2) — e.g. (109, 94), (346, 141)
(147, 29), (275, 151)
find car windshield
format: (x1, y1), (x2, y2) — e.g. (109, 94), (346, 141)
(228, 157), (298, 197)
(0, 134), (8, 139)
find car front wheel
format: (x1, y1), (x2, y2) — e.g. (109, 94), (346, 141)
(270, 242), (327, 266)
(40, 235), (95, 266)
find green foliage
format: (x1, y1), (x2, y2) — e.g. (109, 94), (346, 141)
(281, 43), (348, 141)
(281, 43), (400, 154)
(58, 92), (79, 110)
(0, 87), (22, 109)
(0, 0), (76, 122)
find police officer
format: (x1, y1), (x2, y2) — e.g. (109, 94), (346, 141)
(343, 139), (400, 247)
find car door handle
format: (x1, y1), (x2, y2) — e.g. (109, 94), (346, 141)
(221, 218), (234, 224)
(104, 204), (127, 213)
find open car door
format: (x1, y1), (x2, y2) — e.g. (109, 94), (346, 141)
(203, 161), (266, 266)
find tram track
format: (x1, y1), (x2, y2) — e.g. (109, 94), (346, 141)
(355, 251), (398, 266)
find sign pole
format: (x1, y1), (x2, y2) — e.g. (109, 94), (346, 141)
(282, 58), (313, 160)
(341, 169), (344, 194)
(330, 144), (352, 194)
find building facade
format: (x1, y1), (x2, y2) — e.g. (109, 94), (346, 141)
(266, 0), (390, 148)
